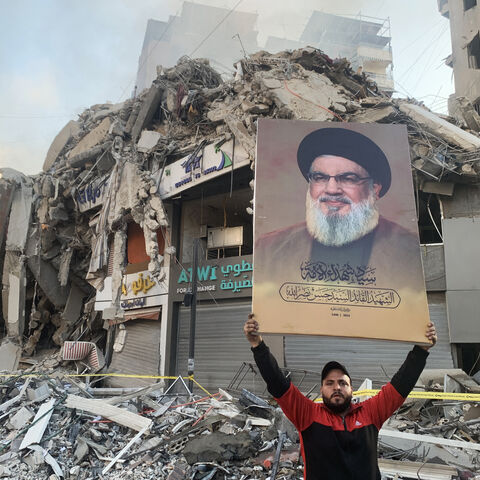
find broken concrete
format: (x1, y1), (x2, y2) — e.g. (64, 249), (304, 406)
(137, 130), (163, 153)
(0, 339), (21, 371)
(131, 83), (164, 142)
(5, 185), (33, 252)
(68, 117), (111, 160)
(42, 120), (81, 172)
(259, 68), (352, 121)
(183, 430), (258, 464)
(399, 102), (480, 151)
(350, 105), (398, 123)
(7, 265), (26, 338)
(0, 46), (480, 480)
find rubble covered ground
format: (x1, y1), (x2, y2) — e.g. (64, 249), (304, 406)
(1, 47), (480, 478)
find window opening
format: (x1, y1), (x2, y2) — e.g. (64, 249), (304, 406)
(467, 33), (480, 69)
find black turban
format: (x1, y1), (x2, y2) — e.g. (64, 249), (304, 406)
(297, 128), (391, 197)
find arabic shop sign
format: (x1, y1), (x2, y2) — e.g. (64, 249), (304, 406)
(94, 269), (168, 311)
(158, 139), (249, 199)
(74, 174), (110, 213)
(170, 255), (253, 301)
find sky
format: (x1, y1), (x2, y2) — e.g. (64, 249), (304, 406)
(0, 0), (454, 175)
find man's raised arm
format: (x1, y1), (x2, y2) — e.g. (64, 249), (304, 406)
(244, 313), (290, 398)
(364, 322), (438, 428)
(390, 322), (437, 397)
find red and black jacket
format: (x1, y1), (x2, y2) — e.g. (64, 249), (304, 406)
(252, 342), (428, 480)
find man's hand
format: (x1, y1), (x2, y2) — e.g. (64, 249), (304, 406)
(419, 322), (437, 351)
(244, 313), (263, 348)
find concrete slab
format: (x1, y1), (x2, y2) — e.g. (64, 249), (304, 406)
(27, 383), (52, 403)
(224, 116), (255, 158)
(68, 117), (111, 159)
(0, 181), (14, 247)
(0, 340), (21, 371)
(92, 102), (125, 122)
(137, 130), (162, 153)
(257, 68), (352, 122)
(7, 267), (26, 338)
(400, 103), (480, 151)
(1, 251), (17, 321)
(7, 406), (34, 430)
(5, 185), (33, 252)
(131, 84), (163, 142)
(350, 106), (398, 123)
(43, 120), (81, 171)
(62, 284), (85, 325)
(26, 228), (68, 309)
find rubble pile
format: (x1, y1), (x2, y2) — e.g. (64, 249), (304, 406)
(0, 371), (479, 479)
(3, 47), (480, 362)
(2, 45), (480, 478)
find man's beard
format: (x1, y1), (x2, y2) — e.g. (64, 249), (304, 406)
(305, 188), (380, 247)
(323, 393), (352, 414)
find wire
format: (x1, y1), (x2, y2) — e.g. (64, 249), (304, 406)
(115, 4), (182, 103)
(395, 18), (445, 57)
(397, 23), (449, 84)
(411, 25), (451, 93)
(426, 195), (443, 242)
(189, 0), (244, 57)
(0, 114), (73, 119)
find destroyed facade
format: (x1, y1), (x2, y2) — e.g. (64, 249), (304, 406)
(1, 46), (480, 478)
(438, 0), (480, 114)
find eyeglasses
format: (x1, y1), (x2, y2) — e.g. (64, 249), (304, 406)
(308, 172), (372, 187)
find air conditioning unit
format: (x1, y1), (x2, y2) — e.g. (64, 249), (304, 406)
(207, 226), (243, 248)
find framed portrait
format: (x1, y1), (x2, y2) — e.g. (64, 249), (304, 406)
(253, 119), (429, 343)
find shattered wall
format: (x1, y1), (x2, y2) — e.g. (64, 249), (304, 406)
(440, 0), (480, 111)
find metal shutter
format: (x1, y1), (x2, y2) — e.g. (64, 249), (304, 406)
(285, 292), (453, 389)
(176, 301), (263, 393)
(107, 318), (162, 388)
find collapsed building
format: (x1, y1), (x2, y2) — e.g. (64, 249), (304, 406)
(1, 47), (480, 477)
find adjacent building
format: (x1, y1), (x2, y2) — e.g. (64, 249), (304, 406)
(438, 0), (480, 112)
(266, 12), (394, 93)
(135, 2), (259, 93)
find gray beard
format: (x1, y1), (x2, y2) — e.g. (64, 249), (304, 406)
(305, 189), (380, 247)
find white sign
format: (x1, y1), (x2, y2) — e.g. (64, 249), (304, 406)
(159, 139), (249, 199)
(94, 269), (168, 311)
(74, 174), (110, 212)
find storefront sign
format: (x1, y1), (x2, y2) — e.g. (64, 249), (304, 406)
(95, 269), (168, 311)
(74, 174), (110, 212)
(170, 256), (253, 301)
(158, 139), (249, 199)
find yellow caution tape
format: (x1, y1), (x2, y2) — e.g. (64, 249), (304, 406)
(0, 373), (184, 379)
(355, 389), (480, 401)
(313, 389), (480, 402)
(2, 373), (479, 401)
(190, 377), (213, 396)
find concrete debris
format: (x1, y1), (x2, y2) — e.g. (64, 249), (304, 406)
(399, 102), (480, 151)
(67, 117), (112, 160)
(0, 340), (21, 372)
(137, 130), (163, 153)
(43, 120), (81, 172)
(0, 372), (478, 478)
(1, 45), (480, 478)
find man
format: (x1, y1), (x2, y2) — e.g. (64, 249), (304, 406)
(244, 313), (437, 480)
(256, 127), (420, 287)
